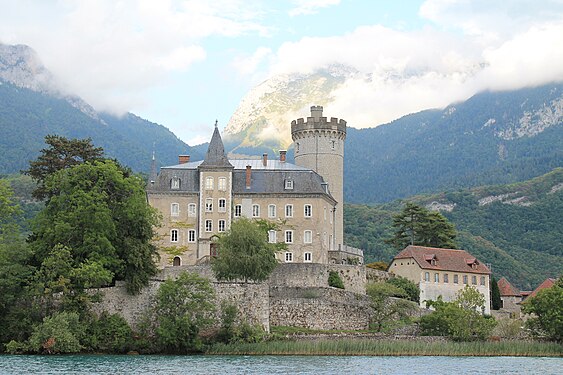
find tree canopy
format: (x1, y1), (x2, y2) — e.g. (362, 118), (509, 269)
(522, 278), (563, 342)
(386, 202), (457, 250)
(30, 159), (160, 294)
(23, 135), (104, 200)
(212, 218), (282, 283)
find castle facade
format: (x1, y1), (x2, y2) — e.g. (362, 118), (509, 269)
(147, 106), (363, 267)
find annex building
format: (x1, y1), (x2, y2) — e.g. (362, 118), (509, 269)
(147, 106), (363, 268)
(389, 245), (492, 313)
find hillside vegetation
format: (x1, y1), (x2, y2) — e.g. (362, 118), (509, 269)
(344, 168), (563, 290)
(0, 81), (202, 174)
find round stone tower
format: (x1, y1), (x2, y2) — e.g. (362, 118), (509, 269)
(291, 106), (347, 249)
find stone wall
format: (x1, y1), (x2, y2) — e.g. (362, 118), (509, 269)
(90, 277), (270, 332)
(268, 263), (366, 294)
(269, 286), (370, 330)
(366, 268), (392, 283)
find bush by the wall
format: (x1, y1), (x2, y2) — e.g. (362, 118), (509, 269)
(328, 271), (344, 289)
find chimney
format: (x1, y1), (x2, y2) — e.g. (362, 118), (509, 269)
(279, 150), (287, 162)
(262, 153), (268, 167)
(246, 165), (252, 189)
(311, 105), (323, 121)
(178, 155), (190, 164)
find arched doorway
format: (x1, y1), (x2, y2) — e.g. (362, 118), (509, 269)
(173, 256), (181, 266)
(210, 235), (220, 258)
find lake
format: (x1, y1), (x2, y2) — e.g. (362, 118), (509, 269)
(0, 355), (561, 374)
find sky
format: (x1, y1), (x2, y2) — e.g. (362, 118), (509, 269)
(1, 0), (563, 145)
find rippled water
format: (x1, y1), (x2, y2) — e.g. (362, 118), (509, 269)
(0, 355), (561, 374)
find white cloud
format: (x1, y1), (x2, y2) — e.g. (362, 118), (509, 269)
(288, 0), (341, 17)
(232, 47), (273, 76)
(0, 0), (269, 114)
(256, 1), (563, 128)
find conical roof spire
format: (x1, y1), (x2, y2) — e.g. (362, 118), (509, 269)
(148, 146), (158, 189)
(199, 121), (233, 168)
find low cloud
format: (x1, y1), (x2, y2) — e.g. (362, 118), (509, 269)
(288, 0), (341, 17)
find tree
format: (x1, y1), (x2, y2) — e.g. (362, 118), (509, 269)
(491, 276), (502, 310)
(153, 272), (215, 353)
(420, 285), (496, 340)
(522, 279), (563, 341)
(328, 270), (345, 289)
(386, 202), (456, 250)
(366, 282), (417, 332)
(386, 276), (420, 303)
(30, 160), (160, 294)
(212, 218), (281, 283)
(23, 135), (104, 200)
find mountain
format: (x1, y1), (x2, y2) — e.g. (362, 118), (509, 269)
(224, 65), (356, 152)
(225, 70), (562, 203)
(344, 168), (563, 290)
(0, 43), (201, 174)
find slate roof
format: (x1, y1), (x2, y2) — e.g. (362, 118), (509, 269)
(497, 277), (521, 297)
(199, 126), (233, 169)
(524, 278), (557, 301)
(152, 160), (334, 199)
(393, 245), (491, 275)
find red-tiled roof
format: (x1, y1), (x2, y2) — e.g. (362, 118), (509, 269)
(393, 245), (491, 274)
(524, 278), (557, 301)
(497, 277), (521, 296)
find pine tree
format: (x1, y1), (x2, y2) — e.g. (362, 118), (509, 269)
(386, 203), (457, 250)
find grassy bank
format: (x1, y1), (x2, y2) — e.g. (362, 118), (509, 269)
(207, 339), (563, 357)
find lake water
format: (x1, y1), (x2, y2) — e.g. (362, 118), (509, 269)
(0, 355), (561, 374)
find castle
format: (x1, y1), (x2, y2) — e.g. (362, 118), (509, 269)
(147, 106), (363, 267)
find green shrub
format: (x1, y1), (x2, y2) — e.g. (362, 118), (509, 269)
(85, 312), (133, 353)
(386, 276), (420, 303)
(27, 311), (83, 354)
(366, 261), (388, 271)
(328, 271), (344, 289)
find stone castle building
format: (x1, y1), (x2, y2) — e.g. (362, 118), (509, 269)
(147, 106), (363, 267)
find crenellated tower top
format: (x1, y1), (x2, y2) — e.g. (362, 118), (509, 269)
(291, 106), (347, 141)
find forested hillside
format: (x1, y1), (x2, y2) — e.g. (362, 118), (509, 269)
(0, 81), (202, 174)
(344, 168), (563, 290)
(345, 84), (563, 203)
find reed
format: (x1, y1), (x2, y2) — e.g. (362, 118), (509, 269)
(206, 339), (563, 357)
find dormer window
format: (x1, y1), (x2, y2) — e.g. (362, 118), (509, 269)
(424, 254), (438, 265)
(171, 177), (180, 190)
(285, 179), (294, 190)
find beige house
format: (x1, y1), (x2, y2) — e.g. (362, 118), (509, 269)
(147, 107), (363, 267)
(389, 245), (492, 314)
(497, 277), (523, 314)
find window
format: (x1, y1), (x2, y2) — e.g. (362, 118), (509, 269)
(304, 252), (312, 262)
(218, 199), (226, 212)
(218, 220), (226, 232)
(268, 230), (276, 243)
(304, 204), (312, 217)
(434, 273), (439, 283)
(454, 274), (459, 284)
(268, 204), (276, 218)
(303, 230), (312, 244)
(171, 203), (179, 216)
(285, 180), (294, 190)
(188, 230), (196, 242)
(444, 274), (449, 283)
(252, 204), (260, 217)
(285, 204), (293, 218)
(170, 229), (178, 242)
(205, 198), (213, 212)
(331, 140), (336, 149)
(188, 203), (196, 217)
(324, 207), (327, 221)
(285, 252), (293, 263)
(330, 209), (333, 224)
(171, 177), (180, 190)
(234, 205), (241, 217)
(205, 220), (212, 232)
(218, 177), (227, 191)
(472, 275), (477, 285)
(296, 142), (300, 152)
(205, 176), (214, 190)
(285, 230), (293, 244)
(463, 275), (468, 284)
(424, 272), (430, 282)
(480, 276), (486, 286)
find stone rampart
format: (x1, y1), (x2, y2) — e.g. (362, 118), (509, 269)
(268, 263), (366, 294)
(269, 286), (370, 331)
